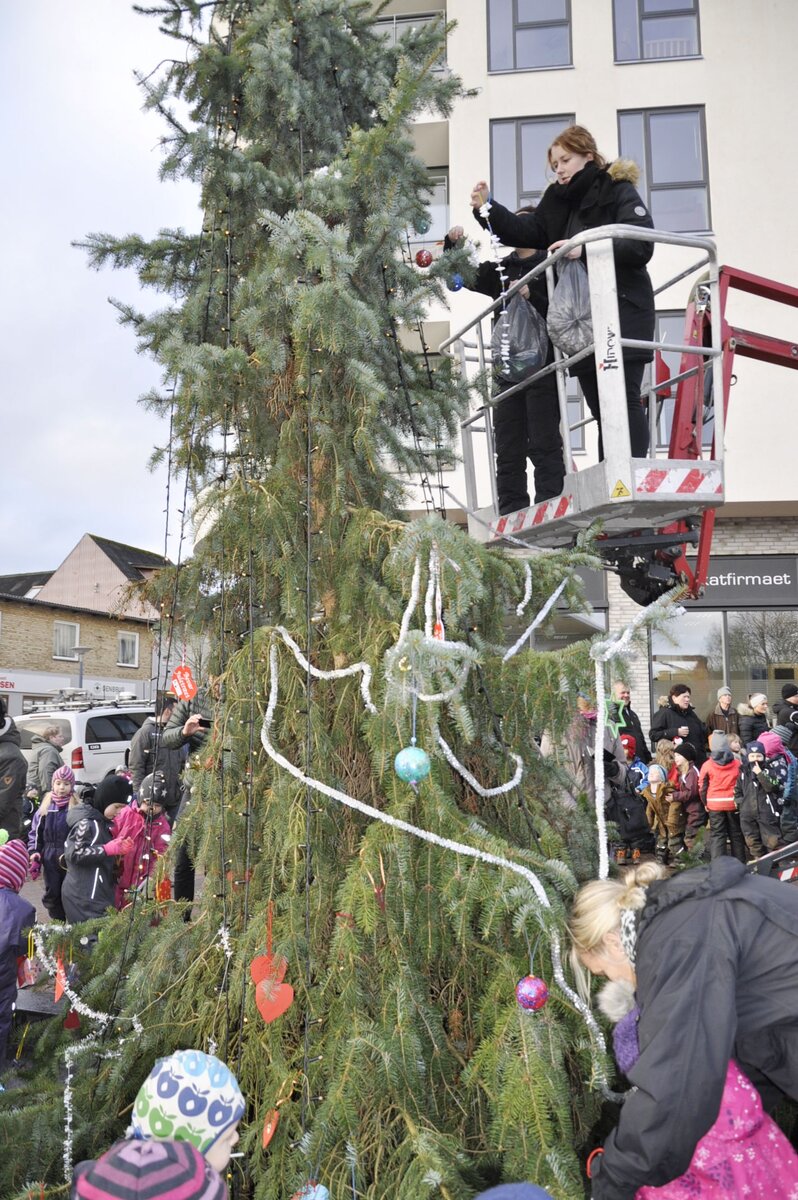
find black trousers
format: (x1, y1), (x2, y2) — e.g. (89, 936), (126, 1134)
(576, 356), (650, 460)
(493, 371), (566, 514)
(708, 809), (747, 863)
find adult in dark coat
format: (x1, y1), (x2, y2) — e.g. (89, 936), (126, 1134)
(0, 838), (35, 1073)
(0, 700), (27, 841)
(737, 692), (770, 746)
(773, 681), (798, 752)
(160, 687), (213, 914)
(128, 694), (184, 821)
(471, 124), (655, 459)
(61, 776), (133, 924)
(648, 684), (707, 763)
(608, 681), (650, 764)
(444, 223), (565, 511)
(569, 858), (798, 1199)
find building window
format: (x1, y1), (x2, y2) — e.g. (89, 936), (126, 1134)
(613, 0), (700, 63)
(488, 0), (571, 72)
(618, 106), (710, 233)
(53, 621), (79, 661)
(490, 113), (574, 212)
(408, 170), (449, 249)
(646, 309), (714, 450)
(374, 12), (446, 63)
(118, 631), (140, 668)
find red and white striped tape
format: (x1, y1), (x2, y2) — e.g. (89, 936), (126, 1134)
(634, 465), (723, 496)
(493, 494), (574, 538)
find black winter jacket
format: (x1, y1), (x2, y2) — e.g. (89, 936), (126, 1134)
(607, 702), (651, 764)
(61, 802), (117, 923)
(592, 858), (798, 1199)
(0, 718), (26, 840)
(473, 160), (655, 362)
(648, 701), (706, 763)
(737, 704), (770, 747)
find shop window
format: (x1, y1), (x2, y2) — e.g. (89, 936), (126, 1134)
(490, 113), (574, 211)
(618, 106), (710, 233)
(118, 631), (140, 668)
(651, 608), (722, 724)
(488, 0), (571, 72)
(53, 620), (79, 661)
(613, 0), (700, 63)
(726, 611), (798, 710)
(646, 309), (714, 450)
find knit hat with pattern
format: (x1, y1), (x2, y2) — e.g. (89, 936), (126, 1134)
(72, 1137), (225, 1200)
(0, 838), (28, 891)
(130, 1050), (244, 1154)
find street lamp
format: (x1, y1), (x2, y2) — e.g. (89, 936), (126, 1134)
(73, 645), (93, 690)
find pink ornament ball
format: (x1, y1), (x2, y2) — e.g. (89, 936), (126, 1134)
(415, 249), (433, 268)
(515, 974), (549, 1011)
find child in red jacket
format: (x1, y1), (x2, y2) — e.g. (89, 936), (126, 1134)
(698, 732), (745, 862)
(105, 773), (171, 909)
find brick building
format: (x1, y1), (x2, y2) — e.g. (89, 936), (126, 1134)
(0, 535), (169, 715)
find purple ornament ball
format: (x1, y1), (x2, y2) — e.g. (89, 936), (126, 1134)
(515, 974), (549, 1011)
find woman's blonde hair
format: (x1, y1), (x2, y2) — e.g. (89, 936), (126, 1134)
(654, 738), (675, 770)
(547, 124), (608, 171)
(567, 863), (668, 1002)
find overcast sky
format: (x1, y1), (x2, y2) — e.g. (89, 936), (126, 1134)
(1, 3), (201, 573)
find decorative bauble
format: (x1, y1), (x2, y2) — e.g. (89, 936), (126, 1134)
(414, 217), (431, 235)
(291, 1186), (330, 1200)
(394, 745), (431, 785)
(515, 974), (549, 1011)
(415, 249), (433, 268)
(447, 273), (464, 292)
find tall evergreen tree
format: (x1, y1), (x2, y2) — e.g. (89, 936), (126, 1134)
(1, 4), (614, 1197)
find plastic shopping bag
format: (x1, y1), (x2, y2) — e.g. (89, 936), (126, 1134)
(546, 259), (593, 357)
(491, 293), (550, 384)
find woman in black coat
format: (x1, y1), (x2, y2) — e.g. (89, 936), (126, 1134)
(471, 124), (654, 460)
(648, 684), (707, 763)
(738, 693), (770, 746)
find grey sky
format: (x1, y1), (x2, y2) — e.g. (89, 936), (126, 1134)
(1, 2), (200, 573)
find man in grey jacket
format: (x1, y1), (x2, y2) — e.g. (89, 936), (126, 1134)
(25, 725), (65, 799)
(128, 693), (184, 821)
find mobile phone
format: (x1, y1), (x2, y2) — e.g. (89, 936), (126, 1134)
(198, 717), (212, 729)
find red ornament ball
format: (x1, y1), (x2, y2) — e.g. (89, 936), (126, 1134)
(415, 249), (433, 268)
(515, 974), (549, 1011)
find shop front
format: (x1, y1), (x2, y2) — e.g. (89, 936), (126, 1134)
(650, 555), (798, 725)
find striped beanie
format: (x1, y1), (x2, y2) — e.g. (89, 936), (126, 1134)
(52, 764), (76, 790)
(72, 1138), (225, 1200)
(0, 838), (29, 892)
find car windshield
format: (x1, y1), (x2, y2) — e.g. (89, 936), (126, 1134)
(15, 716), (73, 749)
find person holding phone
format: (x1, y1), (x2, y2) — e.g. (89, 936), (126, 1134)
(160, 679), (218, 917)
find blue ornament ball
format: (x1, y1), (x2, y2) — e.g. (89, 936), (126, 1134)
(515, 974), (549, 1011)
(414, 217), (431, 236)
(394, 745), (431, 785)
(447, 273), (464, 292)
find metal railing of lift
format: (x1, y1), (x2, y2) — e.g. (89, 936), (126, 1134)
(440, 225), (724, 459)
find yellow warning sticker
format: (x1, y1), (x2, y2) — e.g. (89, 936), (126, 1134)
(611, 479), (631, 498)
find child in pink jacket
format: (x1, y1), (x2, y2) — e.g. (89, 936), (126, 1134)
(105, 773), (171, 909)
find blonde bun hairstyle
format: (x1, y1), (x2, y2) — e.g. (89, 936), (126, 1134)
(567, 863), (668, 1002)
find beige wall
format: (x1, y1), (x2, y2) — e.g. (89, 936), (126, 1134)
(398, 0), (798, 510)
(36, 534), (158, 620)
(0, 600), (152, 683)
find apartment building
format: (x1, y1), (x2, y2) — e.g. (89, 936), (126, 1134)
(383, 0), (798, 729)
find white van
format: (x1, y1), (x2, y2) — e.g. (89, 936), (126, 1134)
(16, 693), (153, 785)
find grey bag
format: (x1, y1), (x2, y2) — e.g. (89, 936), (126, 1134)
(491, 293), (550, 383)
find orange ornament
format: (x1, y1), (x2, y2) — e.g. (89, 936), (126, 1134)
(262, 1108), (280, 1148)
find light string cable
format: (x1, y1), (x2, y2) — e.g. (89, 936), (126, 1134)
(100, 41), (229, 1029)
(402, 226), (448, 520)
(478, 195), (511, 377)
(590, 585), (687, 879)
(260, 638), (623, 1102)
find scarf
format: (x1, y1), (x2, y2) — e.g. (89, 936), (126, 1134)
(549, 160), (602, 208)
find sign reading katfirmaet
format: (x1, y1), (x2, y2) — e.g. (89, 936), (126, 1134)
(688, 556), (798, 609)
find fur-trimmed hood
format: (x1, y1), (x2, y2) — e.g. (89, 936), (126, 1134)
(737, 702), (754, 717)
(608, 158), (641, 186)
(597, 978), (636, 1023)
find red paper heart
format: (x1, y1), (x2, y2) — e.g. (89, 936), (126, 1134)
(250, 953), (287, 987)
(255, 979), (294, 1024)
(63, 1009), (80, 1030)
(262, 1108), (280, 1149)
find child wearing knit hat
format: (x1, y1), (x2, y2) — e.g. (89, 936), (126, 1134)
(28, 763), (75, 921)
(71, 1136), (226, 1200)
(0, 835), (35, 1081)
(129, 1050), (245, 1174)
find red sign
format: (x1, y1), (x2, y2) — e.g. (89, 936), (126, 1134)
(169, 664), (197, 701)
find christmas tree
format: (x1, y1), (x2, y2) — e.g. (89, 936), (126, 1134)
(2, 3), (619, 1196)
